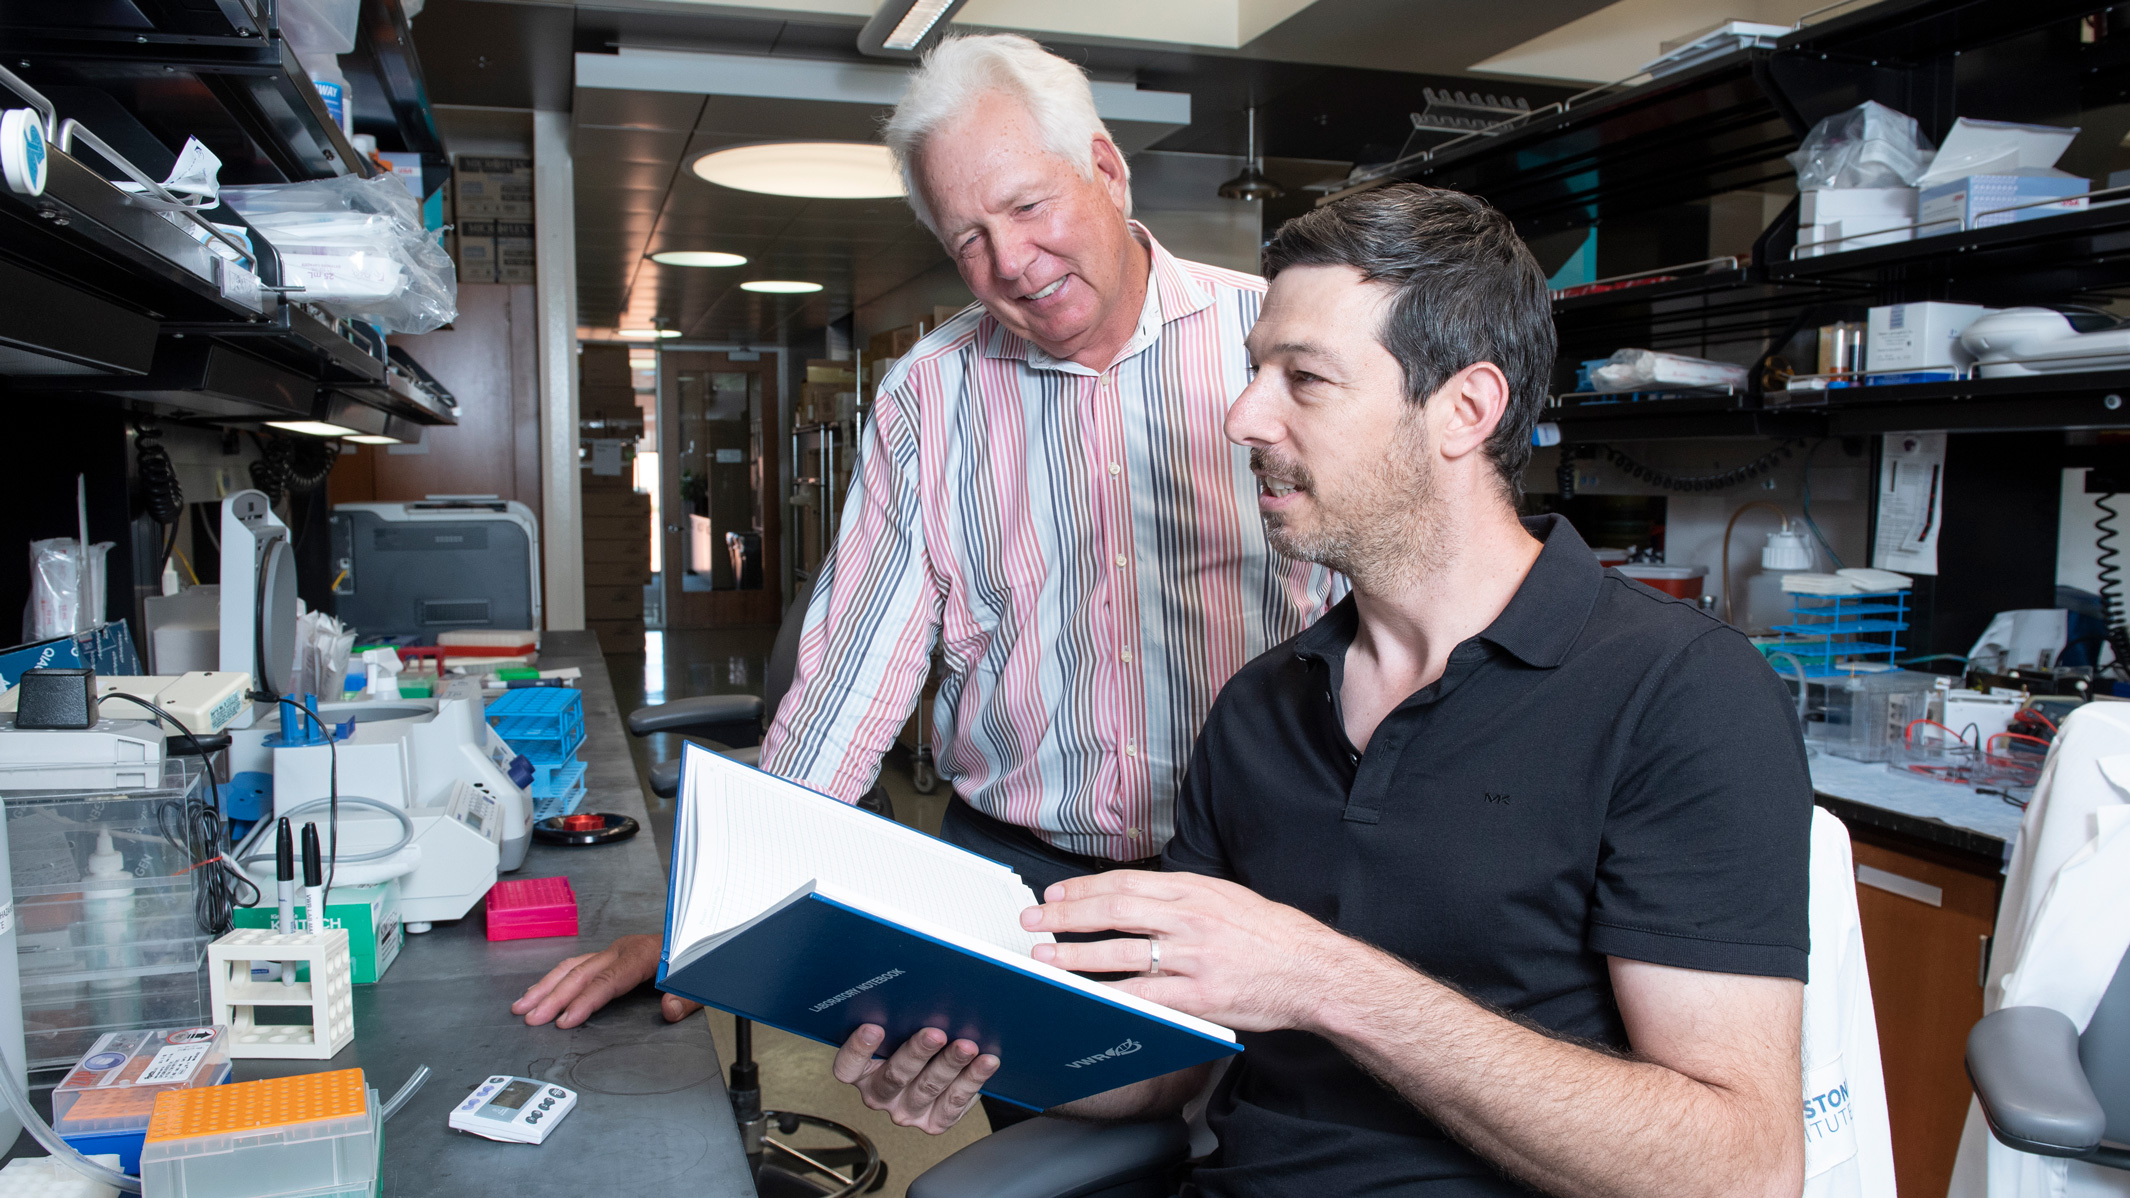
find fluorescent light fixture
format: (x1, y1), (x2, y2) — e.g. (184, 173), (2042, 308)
(650, 250), (748, 268)
(740, 280), (823, 294)
(691, 142), (903, 199)
(858, 0), (968, 57)
(617, 327), (683, 339)
(345, 434), (401, 445)
(266, 420), (358, 437)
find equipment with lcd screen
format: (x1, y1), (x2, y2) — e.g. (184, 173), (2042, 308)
(448, 1075), (576, 1144)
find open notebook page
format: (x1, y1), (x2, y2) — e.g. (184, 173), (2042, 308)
(672, 747), (1050, 958)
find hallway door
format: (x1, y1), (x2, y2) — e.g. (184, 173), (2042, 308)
(658, 351), (783, 627)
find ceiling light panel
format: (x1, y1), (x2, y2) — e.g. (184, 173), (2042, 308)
(344, 434), (401, 445)
(740, 280), (823, 294)
(886, 0), (958, 50)
(650, 250), (748, 268)
(691, 143), (903, 199)
(266, 421), (358, 437)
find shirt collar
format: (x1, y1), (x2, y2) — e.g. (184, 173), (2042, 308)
(979, 222), (1215, 372)
(1292, 515), (1603, 670)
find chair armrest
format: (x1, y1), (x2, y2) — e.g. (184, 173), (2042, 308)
(909, 1116), (1189, 1198)
(1967, 1006), (2106, 1157)
(644, 745), (754, 799)
(626, 694), (763, 737)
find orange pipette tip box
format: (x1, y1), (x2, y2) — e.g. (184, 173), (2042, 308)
(145, 1069), (366, 1144)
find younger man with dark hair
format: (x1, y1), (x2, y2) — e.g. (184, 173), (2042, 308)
(836, 183), (1814, 1197)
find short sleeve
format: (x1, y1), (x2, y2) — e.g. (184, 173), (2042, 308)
(1587, 627), (1812, 981)
(1160, 726), (1235, 881)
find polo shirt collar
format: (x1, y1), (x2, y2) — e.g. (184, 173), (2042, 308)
(980, 222), (1213, 372)
(1292, 514), (1602, 670)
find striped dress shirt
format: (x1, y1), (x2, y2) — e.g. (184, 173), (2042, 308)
(760, 228), (1345, 861)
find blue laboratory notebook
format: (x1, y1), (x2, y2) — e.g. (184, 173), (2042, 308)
(656, 743), (1240, 1111)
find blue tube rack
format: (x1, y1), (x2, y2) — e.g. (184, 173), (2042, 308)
(1769, 590), (1909, 677)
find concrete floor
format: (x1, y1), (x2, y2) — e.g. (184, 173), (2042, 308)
(603, 626), (983, 1196)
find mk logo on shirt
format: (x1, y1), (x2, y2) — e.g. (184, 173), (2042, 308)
(1483, 792), (1511, 805)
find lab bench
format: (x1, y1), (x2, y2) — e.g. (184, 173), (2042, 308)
(3, 632), (757, 1198)
(1811, 751), (2018, 1198)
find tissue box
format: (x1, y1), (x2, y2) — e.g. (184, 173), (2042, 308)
(1918, 174), (2088, 236)
(1866, 303), (1996, 373)
(1797, 188), (1916, 257)
(230, 880), (402, 984)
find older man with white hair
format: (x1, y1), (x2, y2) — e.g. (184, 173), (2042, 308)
(511, 32), (1342, 1125)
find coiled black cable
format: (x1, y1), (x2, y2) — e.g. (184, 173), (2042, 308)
(286, 437), (339, 491)
(134, 425), (184, 574)
(1586, 439), (1803, 493)
(2096, 494), (2130, 678)
(109, 692), (260, 935)
(249, 434), (295, 508)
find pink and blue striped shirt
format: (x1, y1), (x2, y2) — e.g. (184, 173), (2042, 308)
(760, 228), (1345, 861)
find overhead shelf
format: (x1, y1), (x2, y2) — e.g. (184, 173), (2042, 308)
(1765, 198), (2130, 302)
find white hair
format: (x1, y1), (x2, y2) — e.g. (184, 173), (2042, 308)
(882, 33), (1131, 232)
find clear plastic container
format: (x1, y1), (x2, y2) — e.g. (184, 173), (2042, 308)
(139, 1071), (377, 1198)
(53, 1026), (230, 1172)
(1814, 670), (1939, 762)
(3, 760), (216, 1067)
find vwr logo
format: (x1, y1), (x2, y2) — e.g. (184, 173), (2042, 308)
(1064, 1039), (1142, 1069)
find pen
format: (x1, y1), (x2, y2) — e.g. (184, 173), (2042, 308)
(300, 822), (325, 937)
(276, 817), (295, 986)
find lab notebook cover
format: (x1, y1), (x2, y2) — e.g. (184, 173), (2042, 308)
(655, 743), (1240, 1111)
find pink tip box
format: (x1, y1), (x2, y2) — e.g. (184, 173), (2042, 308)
(484, 876), (580, 941)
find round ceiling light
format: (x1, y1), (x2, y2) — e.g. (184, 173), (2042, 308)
(691, 142), (903, 199)
(617, 327), (682, 339)
(740, 280), (824, 295)
(650, 250), (748, 268)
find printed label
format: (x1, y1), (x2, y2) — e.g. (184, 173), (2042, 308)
(137, 1043), (211, 1086)
(1064, 1039), (1143, 1070)
(810, 968), (905, 1012)
(1802, 1057), (1859, 1178)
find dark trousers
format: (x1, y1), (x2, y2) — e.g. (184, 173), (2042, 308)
(937, 797), (1160, 1131)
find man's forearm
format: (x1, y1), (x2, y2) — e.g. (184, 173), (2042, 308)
(1048, 1062), (1210, 1124)
(1309, 943), (1798, 1198)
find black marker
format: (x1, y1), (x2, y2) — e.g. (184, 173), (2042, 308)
(300, 822), (325, 934)
(276, 818), (296, 984)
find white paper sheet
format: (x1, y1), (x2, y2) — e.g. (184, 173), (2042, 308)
(1873, 432), (1945, 575)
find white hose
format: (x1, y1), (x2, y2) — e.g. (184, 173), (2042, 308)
(0, 1040), (142, 1192)
(234, 797), (415, 867)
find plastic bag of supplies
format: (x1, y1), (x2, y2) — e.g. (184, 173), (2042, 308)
(222, 173), (456, 333)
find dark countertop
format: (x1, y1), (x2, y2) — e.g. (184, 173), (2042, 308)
(1810, 751), (2023, 871)
(10, 631), (756, 1197)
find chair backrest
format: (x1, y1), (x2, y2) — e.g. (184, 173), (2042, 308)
(762, 580), (815, 721)
(2082, 945), (2130, 1147)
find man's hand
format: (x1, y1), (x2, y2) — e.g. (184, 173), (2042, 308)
(511, 934), (701, 1028)
(1022, 870), (1354, 1033)
(830, 1025), (998, 1134)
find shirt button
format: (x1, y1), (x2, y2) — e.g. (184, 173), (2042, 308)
(1120, 648), (1132, 663)
(1109, 462), (1121, 476)
(1125, 740), (1138, 757)
(1114, 553), (1128, 568)
(1126, 826), (1140, 837)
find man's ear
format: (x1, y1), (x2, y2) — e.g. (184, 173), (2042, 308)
(1090, 137), (1131, 213)
(1437, 362), (1511, 462)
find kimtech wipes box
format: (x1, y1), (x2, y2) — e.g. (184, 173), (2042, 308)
(233, 879), (403, 984)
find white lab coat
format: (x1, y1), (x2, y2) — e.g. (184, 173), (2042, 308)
(1807, 807), (1900, 1198)
(1947, 702), (2130, 1198)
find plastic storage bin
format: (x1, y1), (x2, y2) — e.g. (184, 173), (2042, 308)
(140, 1070), (378, 1198)
(3, 760), (216, 1068)
(1814, 670), (1939, 763)
(53, 1026), (231, 1173)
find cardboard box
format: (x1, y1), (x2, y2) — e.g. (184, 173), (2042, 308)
(1918, 173), (2088, 236)
(495, 219), (535, 285)
(1866, 303), (1997, 373)
(1797, 188), (1915, 257)
(454, 155), (533, 220)
(806, 360), (857, 385)
(231, 881), (402, 985)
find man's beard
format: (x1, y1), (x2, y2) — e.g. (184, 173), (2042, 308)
(1253, 407), (1445, 591)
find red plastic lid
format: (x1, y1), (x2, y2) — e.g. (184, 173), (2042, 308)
(561, 814), (603, 831)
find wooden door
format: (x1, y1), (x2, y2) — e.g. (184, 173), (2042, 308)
(1849, 835), (2000, 1198)
(658, 351), (783, 627)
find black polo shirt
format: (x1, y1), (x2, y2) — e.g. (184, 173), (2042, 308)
(1162, 514), (1812, 1197)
